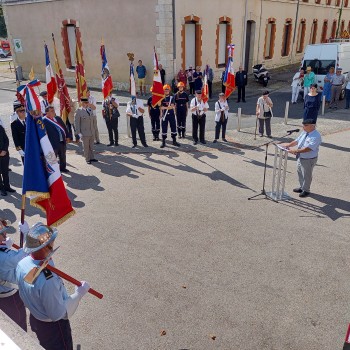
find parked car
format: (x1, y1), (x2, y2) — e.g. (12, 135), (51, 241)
(0, 48), (11, 58)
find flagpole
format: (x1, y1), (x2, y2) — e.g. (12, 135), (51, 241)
(20, 194), (26, 247)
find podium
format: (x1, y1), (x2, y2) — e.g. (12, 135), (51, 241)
(266, 144), (290, 201)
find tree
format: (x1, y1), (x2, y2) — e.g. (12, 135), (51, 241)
(0, 6), (7, 38)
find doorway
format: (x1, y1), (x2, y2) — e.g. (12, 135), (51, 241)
(245, 20), (256, 73)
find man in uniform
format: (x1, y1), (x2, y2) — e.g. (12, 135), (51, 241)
(160, 85), (180, 148)
(10, 103), (26, 164)
(16, 222), (90, 350)
(0, 120), (15, 196)
(103, 91), (120, 147)
(0, 218), (28, 330)
(40, 91), (50, 115)
(147, 87), (160, 141)
(190, 90), (209, 145)
(74, 97), (98, 164)
(86, 89), (100, 144)
(174, 82), (189, 139)
(126, 96), (148, 148)
(10, 100), (23, 123)
(235, 65), (248, 103)
(43, 106), (69, 173)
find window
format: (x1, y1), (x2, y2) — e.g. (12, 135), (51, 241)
(296, 19), (306, 53)
(345, 0), (349, 7)
(321, 20), (328, 43)
(281, 19), (293, 57)
(310, 19), (318, 44)
(315, 0), (321, 3)
(336, 0), (341, 5)
(181, 15), (202, 70)
(331, 20), (337, 38)
(216, 16), (232, 68)
(61, 19), (83, 70)
(302, 59), (336, 75)
(341, 20), (345, 35)
(264, 18), (276, 59)
(326, 0), (332, 5)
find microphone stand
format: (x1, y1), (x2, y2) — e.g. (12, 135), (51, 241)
(248, 131), (295, 201)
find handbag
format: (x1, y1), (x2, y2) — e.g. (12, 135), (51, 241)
(263, 110), (272, 118)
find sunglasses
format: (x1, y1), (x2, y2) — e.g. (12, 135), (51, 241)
(18, 109), (25, 112)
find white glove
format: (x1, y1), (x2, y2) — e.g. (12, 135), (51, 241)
(78, 133), (83, 142)
(19, 221), (29, 235)
(3, 237), (13, 249)
(76, 281), (90, 297)
(18, 150), (25, 157)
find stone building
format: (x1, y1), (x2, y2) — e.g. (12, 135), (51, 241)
(2, 0), (350, 90)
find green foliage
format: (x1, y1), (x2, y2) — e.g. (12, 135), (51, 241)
(0, 16), (7, 38)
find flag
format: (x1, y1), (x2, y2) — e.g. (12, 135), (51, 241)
(100, 42), (113, 99)
(29, 66), (35, 81)
(151, 48), (165, 107)
(75, 42), (87, 101)
(201, 67), (209, 103)
(17, 80), (41, 112)
(45, 44), (57, 104)
(52, 33), (71, 123)
(19, 81), (75, 227)
(223, 44), (236, 99)
(344, 324), (350, 350)
(130, 62), (136, 98)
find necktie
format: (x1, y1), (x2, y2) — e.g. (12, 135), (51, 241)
(296, 132), (309, 159)
(86, 108), (90, 116)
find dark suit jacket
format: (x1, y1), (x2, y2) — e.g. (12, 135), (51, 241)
(235, 70), (248, 87)
(0, 125), (9, 152)
(11, 118), (26, 151)
(43, 116), (68, 151)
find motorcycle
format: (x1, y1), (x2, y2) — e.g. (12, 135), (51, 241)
(253, 64), (270, 87)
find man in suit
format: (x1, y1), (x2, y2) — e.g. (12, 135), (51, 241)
(10, 104), (26, 164)
(39, 91), (49, 115)
(74, 97), (98, 164)
(235, 66), (248, 103)
(43, 106), (69, 173)
(0, 122), (15, 196)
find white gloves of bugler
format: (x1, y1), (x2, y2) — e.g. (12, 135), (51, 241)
(3, 237), (13, 249)
(18, 221), (29, 235)
(18, 150), (25, 157)
(76, 281), (90, 296)
(66, 280), (90, 318)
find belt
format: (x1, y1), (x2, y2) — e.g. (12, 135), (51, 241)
(177, 104), (186, 107)
(333, 84), (342, 86)
(0, 289), (17, 298)
(300, 156), (317, 160)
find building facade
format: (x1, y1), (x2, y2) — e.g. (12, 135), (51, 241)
(3, 0), (350, 91)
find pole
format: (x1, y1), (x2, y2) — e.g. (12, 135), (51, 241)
(254, 116), (258, 140)
(290, 0), (300, 63)
(126, 115), (131, 138)
(284, 101), (289, 125)
(237, 108), (242, 131)
(19, 195), (26, 248)
(336, 0), (344, 38)
(321, 95), (326, 115)
(242, 0), (248, 70)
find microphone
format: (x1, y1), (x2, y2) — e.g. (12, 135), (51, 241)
(287, 128), (300, 135)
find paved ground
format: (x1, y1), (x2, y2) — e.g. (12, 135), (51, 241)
(1, 66), (350, 349)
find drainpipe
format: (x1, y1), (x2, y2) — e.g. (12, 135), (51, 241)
(172, 0), (176, 78)
(242, 0), (248, 69)
(256, 0), (263, 64)
(290, 0), (300, 64)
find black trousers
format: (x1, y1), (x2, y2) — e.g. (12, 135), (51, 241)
(105, 117), (119, 144)
(237, 85), (246, 101)
(161, 114), (177, 139)
(0, 152), (10, 190)
(0, 291), (27, 331)
(176, 107), (187, 135)
(258, 118), (272, 136)
(54, 142), (67, 171)
(150, 115), (160, 138)
(30, 314), (73, 350)
(192, 114), (206, 142)
(189, 82), (195, 95)
(215, 118), (227, 139)
(208, 80), (213, 99)
(130, 116), (146, 145)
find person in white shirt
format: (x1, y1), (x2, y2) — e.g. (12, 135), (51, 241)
(126, 96), (148, 148)
(213, 93), (229, 143)
(39, 91), (49, 115)
(87, 89), (100, 144)
(256, 90), (273, 138)
(190, 90), (209, 145)
(291, 69), (304, 104)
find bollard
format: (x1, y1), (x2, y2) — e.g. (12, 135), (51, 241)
(284, 101), (289, 125)
(126, 115), (131, 138)
(237, 108), (242, 132)
(321, 95), (325, 116)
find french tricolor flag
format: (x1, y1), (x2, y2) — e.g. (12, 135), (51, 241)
(130, 62), (136, 98)
(45, 44), (57, 104)
(100, 43), (113, 99)
(19, 82), (75, 227)
(223, 44), (236, 99)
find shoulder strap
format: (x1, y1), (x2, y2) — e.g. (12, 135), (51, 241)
(43, 268), (53, 280)
(218, 101), (222, 109)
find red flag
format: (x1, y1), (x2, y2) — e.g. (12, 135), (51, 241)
(75, 42), (87, 102)
(201, 70), (209, 103)
(344, 324), (350, 350)
(52, 34), (71, 123)
(151, 48), (165, 107)
(100, 43), (113, 99)
(223, 44), (236, 99)
(45, 44), (57, 104)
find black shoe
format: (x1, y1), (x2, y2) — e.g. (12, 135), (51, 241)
(200, 140), (206, 144)
(182, 134), (186, 138)
(142, 143), (149, 148)
(213, 139), (217, 143)
(267, 135), (273, 138)
(86, 161), (92, 164)
(222, 138), (228, 142)
(193, 141), (198, 145)
(160, 141), (166, 148)
(299, 191), (310, 198)
(60, 169), (70, 173)
(153, 137), (157, 141)
(114, 142), (119, 146)
(172, 138), (180, 147)
(4, 187), (15, 193)
(91, 159), (98, 162)
(132, 145), (137, 148)
(242, 100), (246, 103)
(259, 134), (263, 137)
(236, 100), (240, 103)
(293, 188), (302, 193)
(8, 168), (12, 172)
(94, 142), (100, 145)
(1, 190), (7, 196)
(107, 142), (114, 147)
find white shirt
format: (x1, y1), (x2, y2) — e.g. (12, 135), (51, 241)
(40, 98), (49, 115)
(88, 95), (97, 116)
(53, 96), (60, 117)
(214, 100), (229, 121)
(190, 98), (209, 116)
(291, 72), (302, 87)
(10, 112), (18, 123)
(126, 99), (144, 118)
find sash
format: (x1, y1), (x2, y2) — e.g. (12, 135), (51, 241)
(43, 116), (66, 138)
(162, 96), (173, 121)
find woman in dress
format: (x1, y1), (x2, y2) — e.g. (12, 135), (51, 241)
(193, 66), (203, 92)
(177, 68), (187, 90)
(303, 83), (321, 123)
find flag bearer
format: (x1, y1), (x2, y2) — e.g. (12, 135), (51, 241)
(174, 82), (189, 138)
(147, 87), (161, 141)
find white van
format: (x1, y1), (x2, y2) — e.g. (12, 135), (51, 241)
(301, 42), (350, 98)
